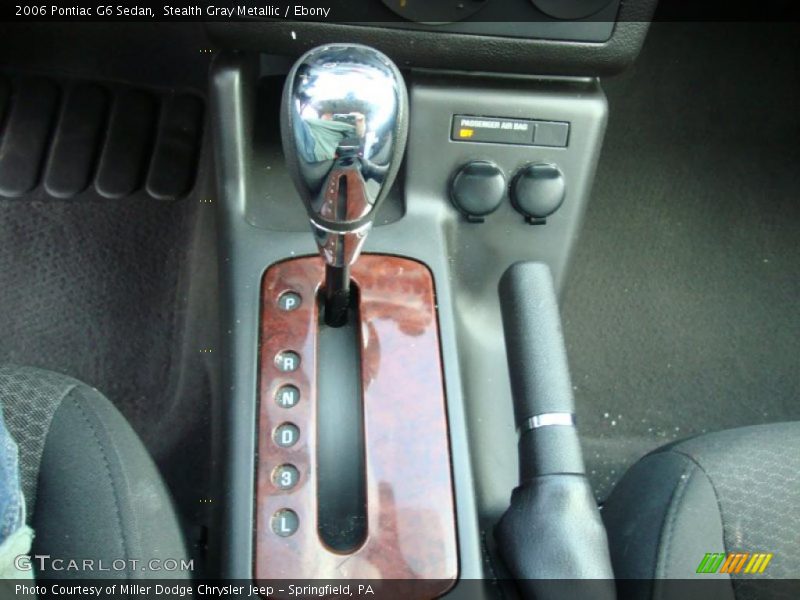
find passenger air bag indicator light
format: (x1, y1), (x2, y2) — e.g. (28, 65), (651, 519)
(452, 114), (569, 147)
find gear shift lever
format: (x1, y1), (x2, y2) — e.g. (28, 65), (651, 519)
(280, 44), (409, 326)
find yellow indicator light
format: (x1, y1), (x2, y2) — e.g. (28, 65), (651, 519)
(460, 128), (474, 138)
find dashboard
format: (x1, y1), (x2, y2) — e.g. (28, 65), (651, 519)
(207, 0), (659, 77)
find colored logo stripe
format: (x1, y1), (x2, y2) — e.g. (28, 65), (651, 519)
(697, 553), (726, 573)
(745, 553), (773, 574)
(720, 553), (749, 574)
(697, 552), (773, 574)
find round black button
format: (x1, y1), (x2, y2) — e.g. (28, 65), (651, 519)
(450, 161), (506, 221)
(271, 509), (299, 537)
(531, 0), (613, 20)
(274, 423), (300, 448)
(272, 464), (300, 490)
(275, 385), (300, 409)
(511, 163), (566, 221)
(278, 291), (301, 311)
(380, 0), (487, 23)
(274, 351), (300, 373)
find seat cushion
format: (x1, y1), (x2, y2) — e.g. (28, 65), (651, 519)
(0, 365), (82, 516)
(0, 364), (188, 579)
(603, 422), (800, 599)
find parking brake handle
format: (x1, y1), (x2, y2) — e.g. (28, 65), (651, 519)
(495, 262), (615, 598)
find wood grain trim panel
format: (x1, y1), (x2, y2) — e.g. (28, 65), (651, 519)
(255, 255), (457, 595)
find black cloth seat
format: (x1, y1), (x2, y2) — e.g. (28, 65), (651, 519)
(603, 422), (800, 600)
(0, 364), (188, 579)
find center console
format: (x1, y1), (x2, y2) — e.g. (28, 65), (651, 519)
(209, 3), (650, 589)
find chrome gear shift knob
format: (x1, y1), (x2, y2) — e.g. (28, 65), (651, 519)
(281, 44), (409, 325)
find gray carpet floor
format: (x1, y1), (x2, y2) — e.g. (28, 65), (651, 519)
(0, 25), (218, 567)
(562, 23), (800, 500)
